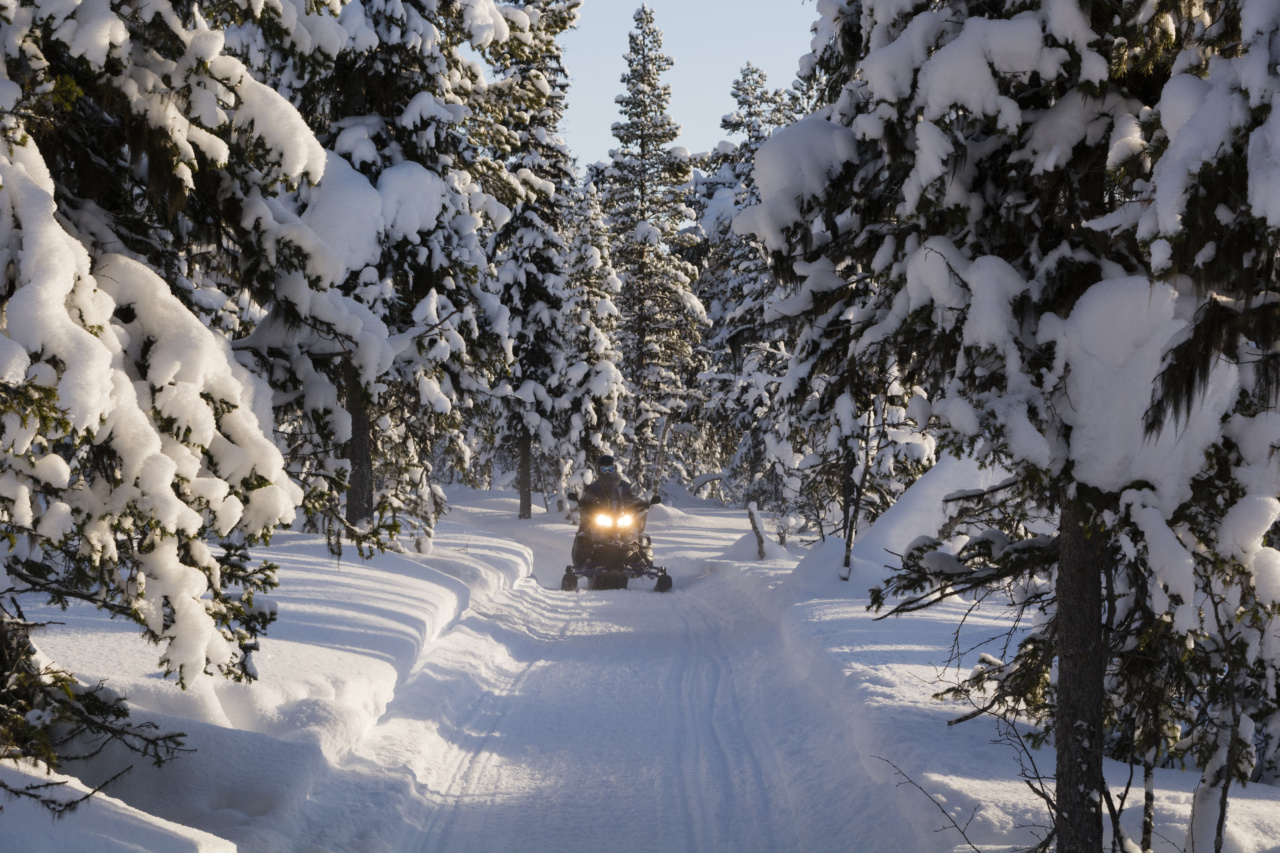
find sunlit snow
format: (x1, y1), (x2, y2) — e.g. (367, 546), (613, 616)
(12, 477), (1280, 852)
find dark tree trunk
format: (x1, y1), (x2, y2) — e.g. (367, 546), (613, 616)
(844, 430), (874, 573)
(747, 503), (766, 559)
(629, 250), (651, 489)
(517, 428), (532, 520)
(344, 362), (374, 528)
(1143, 759), (1155, 853)
(1056, 495), (1107, 853)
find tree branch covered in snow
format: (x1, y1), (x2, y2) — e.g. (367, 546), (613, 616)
(741, 0), (1280, 849)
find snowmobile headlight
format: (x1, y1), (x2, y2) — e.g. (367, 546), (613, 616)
(617, 514), (634, 527)
(594, 513), (614, 528)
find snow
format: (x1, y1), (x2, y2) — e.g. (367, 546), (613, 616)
(1, 145), (115, 433)
(1043, 277), (1238, 512)
(735, 116), (858, 251)
(915, 17), (1066, 134)
(17, 482), (1280, 851)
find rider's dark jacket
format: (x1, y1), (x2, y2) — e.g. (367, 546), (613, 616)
(572, 474), (642, 566)
(578, 474), (635, 514)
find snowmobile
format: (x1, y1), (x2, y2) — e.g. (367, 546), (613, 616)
(562, 492), (672, 592)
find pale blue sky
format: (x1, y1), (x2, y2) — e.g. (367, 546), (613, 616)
(559, 1), (817, 169)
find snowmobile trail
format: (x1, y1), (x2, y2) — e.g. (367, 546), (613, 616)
(290, 503), (920, 852)
(403, 580), (881, 853)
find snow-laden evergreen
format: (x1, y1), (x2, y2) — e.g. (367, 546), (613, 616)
(595, 4), (705, 490)
(689, 64), (792, 509)
(0, 0), (322, 805)
(692, 61), (934, 547)
(1097, 0), (1280, 839)
(0, 0), (531, 806)
(224, 0), (518, 547)
(739, 0), (1280, 849)
(558, 185), (628, 493)
(480, 0), (624, 517)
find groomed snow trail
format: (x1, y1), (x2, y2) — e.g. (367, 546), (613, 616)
(23, 480), (1280, 852)
(293, 500), (917, 853)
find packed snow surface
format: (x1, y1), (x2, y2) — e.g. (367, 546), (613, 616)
(11, 475), (1280, 851)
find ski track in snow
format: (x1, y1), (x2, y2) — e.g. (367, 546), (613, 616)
(288, 499), (907, 852)
(20, 482), (1280, 852)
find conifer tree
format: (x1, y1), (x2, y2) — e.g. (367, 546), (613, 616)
(479, 0), (622, 517)
(689, 64), (786, 501)
(738, 1), (1205, 848)
(227, 0), (517, 548)
(706, 55), (933, 546)
(687, 63), (889, 531)
(754, 1), (1280, 848)
(560, 184), (627, 491)
(1096, 1), (1280, 843)
(1, 0), (318, 809)
(597, 5), (705, 489)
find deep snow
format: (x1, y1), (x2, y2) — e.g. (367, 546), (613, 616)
(8, 462), (1280, 852)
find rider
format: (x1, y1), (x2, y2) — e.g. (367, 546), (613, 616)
(571, 454), (650, 567)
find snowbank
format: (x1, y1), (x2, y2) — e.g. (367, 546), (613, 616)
(19, 522), (531, 851)
(715, 466), (1280, 853)
(0, 763), (234, 852)
(720, 529), (792, 562)
(13, 485), (1280, 852)
(784, 453), (1007, 599)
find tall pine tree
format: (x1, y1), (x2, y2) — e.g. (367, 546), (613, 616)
(737, 1), (1218, 848)
(559, 184), (627, 495)
(597, 5), (705, 490)
(226, 0), (517, 548)
(689, 63), (787, 503)
(1098, 0), (1280, 843)
(480, 1), (622, 518)
(1, 0), (319, 809)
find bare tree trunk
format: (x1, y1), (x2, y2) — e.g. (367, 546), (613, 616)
(344, 361), (373, 528)
(517, 427), (532, 520)
(747, 502), (766, 559)
(650, 416), (673, 492)
(1143, 759), (1155, 853)
(841, 447), (855, 571)
(1056, 495), (1107, 853)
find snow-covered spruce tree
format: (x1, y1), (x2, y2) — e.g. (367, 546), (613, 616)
(736, 0), (1235, 849)
(597, 4), (705, 490)
(1091, 0), (1280, 844)
(682, 68), (840, 528)
(478, 0), (622, 517)
(559, 183), (627, 493)
(689, 63), (790, 506)
(1, 0), (313, 810)
(723, 47), (934, 556)
(224, 0), (517, 549)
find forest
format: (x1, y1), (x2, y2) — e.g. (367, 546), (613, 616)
(4, 1), (1280, 851)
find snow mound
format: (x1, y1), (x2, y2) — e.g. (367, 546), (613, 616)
(720, 529), (792, 562)
(852, 454), (1005, 567)
(788, 536), (867, 597)
(24, 524), (531, 846)
(781, 455), (1010, 598)
(646, 502), (689, 523)
(0, 763), (232, 852)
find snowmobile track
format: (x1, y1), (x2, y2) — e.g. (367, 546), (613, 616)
(392, 566), (871, 852)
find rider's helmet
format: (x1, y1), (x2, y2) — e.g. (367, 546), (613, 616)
(596, 450), (616, 479)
